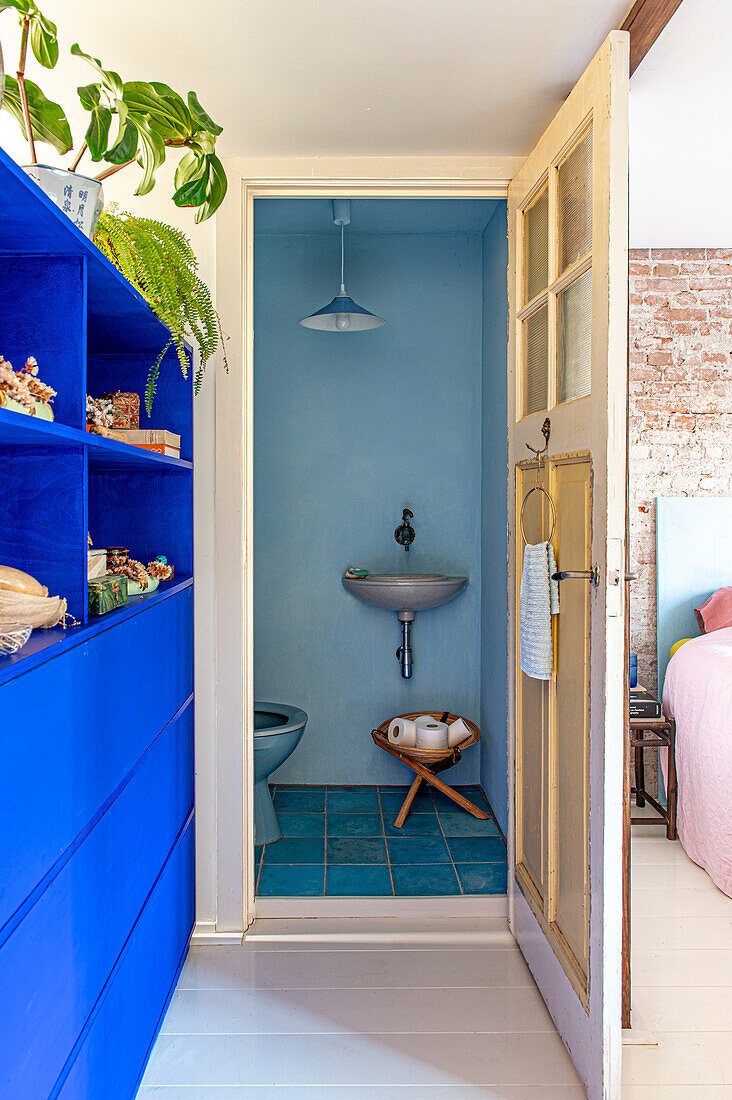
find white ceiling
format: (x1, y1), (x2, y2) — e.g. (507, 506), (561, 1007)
(1, 0), (630, 159)
(630, 0), (732, 246)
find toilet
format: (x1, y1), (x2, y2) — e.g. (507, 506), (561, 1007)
(253, 701), (308, 845)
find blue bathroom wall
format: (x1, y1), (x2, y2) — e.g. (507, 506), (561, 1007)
(479, 204), (509, 835)
(254, 210), (491, 785)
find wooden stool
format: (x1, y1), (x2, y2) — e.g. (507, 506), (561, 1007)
(629, 713), (677, 840)
(372, 711), (488, 827)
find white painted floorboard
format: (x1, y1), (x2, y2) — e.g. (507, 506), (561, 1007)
(139, 918), (583, 1097)
(623, 822), (732, 1093)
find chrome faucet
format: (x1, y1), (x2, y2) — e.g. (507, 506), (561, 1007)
(394, 508), (415, 551)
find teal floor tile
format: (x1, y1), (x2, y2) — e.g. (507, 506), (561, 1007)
(264, 836), (325, 863)
(379, 791), (436, 815)
(326, 865), (393, 896)
(326, 813), (383, 837)
(273, 788), (326, 812)
(383, 814), (441, 837)
(438, 812), (502, 837)
(327, 787), (380, 812)
(430, 786), (490, 813)
(386, 836), (451, 864)
(278, 812), (326, 837)
(257, 863), (325, 896)
(391, 864), (461, 896)
(446, 836), (507, 863)
(456, 862), (508, 894)
(326, 837), (388, 864)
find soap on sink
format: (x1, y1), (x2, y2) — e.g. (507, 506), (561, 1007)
(345, 568), (370, 578)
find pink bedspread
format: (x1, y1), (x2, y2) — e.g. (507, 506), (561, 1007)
(662, 626), (732, 897)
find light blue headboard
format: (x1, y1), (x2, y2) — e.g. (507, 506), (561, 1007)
(656, 497), (732, 691)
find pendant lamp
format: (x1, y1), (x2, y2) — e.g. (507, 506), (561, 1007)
(299, 200), (385, 331)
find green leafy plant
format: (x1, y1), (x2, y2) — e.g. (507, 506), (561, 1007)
(94, 206), (227, 412)
(0, 2), (227, 221)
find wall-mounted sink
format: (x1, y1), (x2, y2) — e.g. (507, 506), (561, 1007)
(342, 572), (468, 678)
(342, 573), (468, 612)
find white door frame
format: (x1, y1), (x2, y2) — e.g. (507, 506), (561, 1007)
(205, 157), (521, 939)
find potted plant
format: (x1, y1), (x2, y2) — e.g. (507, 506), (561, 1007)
(0, 1), (227, 234)
(94, 206), (227, 411)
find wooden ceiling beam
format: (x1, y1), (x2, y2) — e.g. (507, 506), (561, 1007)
(621, 0), (685, 76)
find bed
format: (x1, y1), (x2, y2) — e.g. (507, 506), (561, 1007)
(655, 497), (732, 898)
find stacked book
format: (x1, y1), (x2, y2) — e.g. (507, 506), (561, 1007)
(630, 684), (662, 720)
(118, 429), (181, 457)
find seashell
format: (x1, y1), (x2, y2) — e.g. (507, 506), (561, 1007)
(0, 564), (48, 598)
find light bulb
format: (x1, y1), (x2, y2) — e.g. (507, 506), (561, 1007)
(335, 313), (351, 331)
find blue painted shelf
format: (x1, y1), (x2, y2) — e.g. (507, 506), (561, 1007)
(0, 147), (173, 355)
(0, 143), (195, 1098)
(0, 408), (193, 472)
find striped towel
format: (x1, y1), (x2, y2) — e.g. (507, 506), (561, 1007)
(520, 541), (560, 680)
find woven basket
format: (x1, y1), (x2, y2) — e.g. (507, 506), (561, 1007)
(372, 711), (480, 765)
(0, 623), (32, 656)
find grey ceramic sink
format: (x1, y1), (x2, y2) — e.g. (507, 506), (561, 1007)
(342, 573), (468, 612)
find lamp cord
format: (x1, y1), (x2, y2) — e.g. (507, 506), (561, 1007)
(340, 222), (345, 292)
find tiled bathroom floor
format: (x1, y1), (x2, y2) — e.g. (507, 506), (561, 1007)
(255, 784), (507, 897)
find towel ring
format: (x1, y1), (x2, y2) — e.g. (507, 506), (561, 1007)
(520, 417), (556, 544)
(520, 485), (556, 544)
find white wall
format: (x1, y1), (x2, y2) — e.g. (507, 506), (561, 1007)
(630, 0), (732, 247)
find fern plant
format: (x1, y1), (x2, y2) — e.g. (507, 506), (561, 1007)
(94, 206), (226, 412)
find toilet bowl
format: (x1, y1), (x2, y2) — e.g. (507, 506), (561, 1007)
(253, 701), (308, 845)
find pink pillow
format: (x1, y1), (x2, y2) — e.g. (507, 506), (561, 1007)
(695, 586), (732, 633)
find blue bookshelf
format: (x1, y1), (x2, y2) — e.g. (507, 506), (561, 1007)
(0, 145), (195, 1098)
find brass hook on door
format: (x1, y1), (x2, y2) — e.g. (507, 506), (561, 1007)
(520, 418), (556, 543)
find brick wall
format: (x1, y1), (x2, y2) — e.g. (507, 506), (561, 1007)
(629, 247), (732, 695)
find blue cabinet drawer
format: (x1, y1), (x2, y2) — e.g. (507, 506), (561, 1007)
(0, 587), (193, 933)
(0, 699), (193, 1100)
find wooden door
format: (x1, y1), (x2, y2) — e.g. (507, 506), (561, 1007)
(507, 32), (629, 1100)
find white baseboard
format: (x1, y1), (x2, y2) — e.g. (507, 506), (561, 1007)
(253, 896), (508, 920)
(191, 921), (244, 946)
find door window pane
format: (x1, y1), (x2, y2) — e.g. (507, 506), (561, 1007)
(558, 128), (592, 272)
(524, 186), (549, 304)
(523, 305), (548, 416)
(557, 268), (592, 403)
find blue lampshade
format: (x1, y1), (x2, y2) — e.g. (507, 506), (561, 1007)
(299, 288), (385, 331)
(299, 200), (385, 332)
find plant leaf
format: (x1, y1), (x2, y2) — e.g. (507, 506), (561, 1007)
(123, 81), (191, 139)
(85, 105), (112, 160)
(174, 149), (205, 192)
(29, 11), (59, 68)
(1, 74), (72, 154)
(187, 91), (223, 135)
(193, 154), (227, 222)
(0, 1), (33, 13)
(77, 82), (101, 110)
(172, 158), (210, 208)
(71, 43), (124, 99)
(172, 153), (227, 222)
(131, 115), (166, 195)
(104, 117), (137, 164)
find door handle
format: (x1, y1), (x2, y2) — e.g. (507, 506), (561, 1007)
(625, 572), (638, 582)
(551, 565), (600, 588)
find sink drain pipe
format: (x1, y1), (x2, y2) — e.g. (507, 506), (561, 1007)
(396, 610), (414, 678)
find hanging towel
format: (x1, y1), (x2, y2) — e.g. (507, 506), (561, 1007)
(520, 541), (559, 680)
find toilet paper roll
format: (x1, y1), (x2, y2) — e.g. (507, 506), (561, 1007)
(387, 717), (417, 747)
(415, 719), (448, 750)
(447, 716), (471, 747)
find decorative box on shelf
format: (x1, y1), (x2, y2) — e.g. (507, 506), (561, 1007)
(99, 391), (140, 430)
(88, 574), (128, 617)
